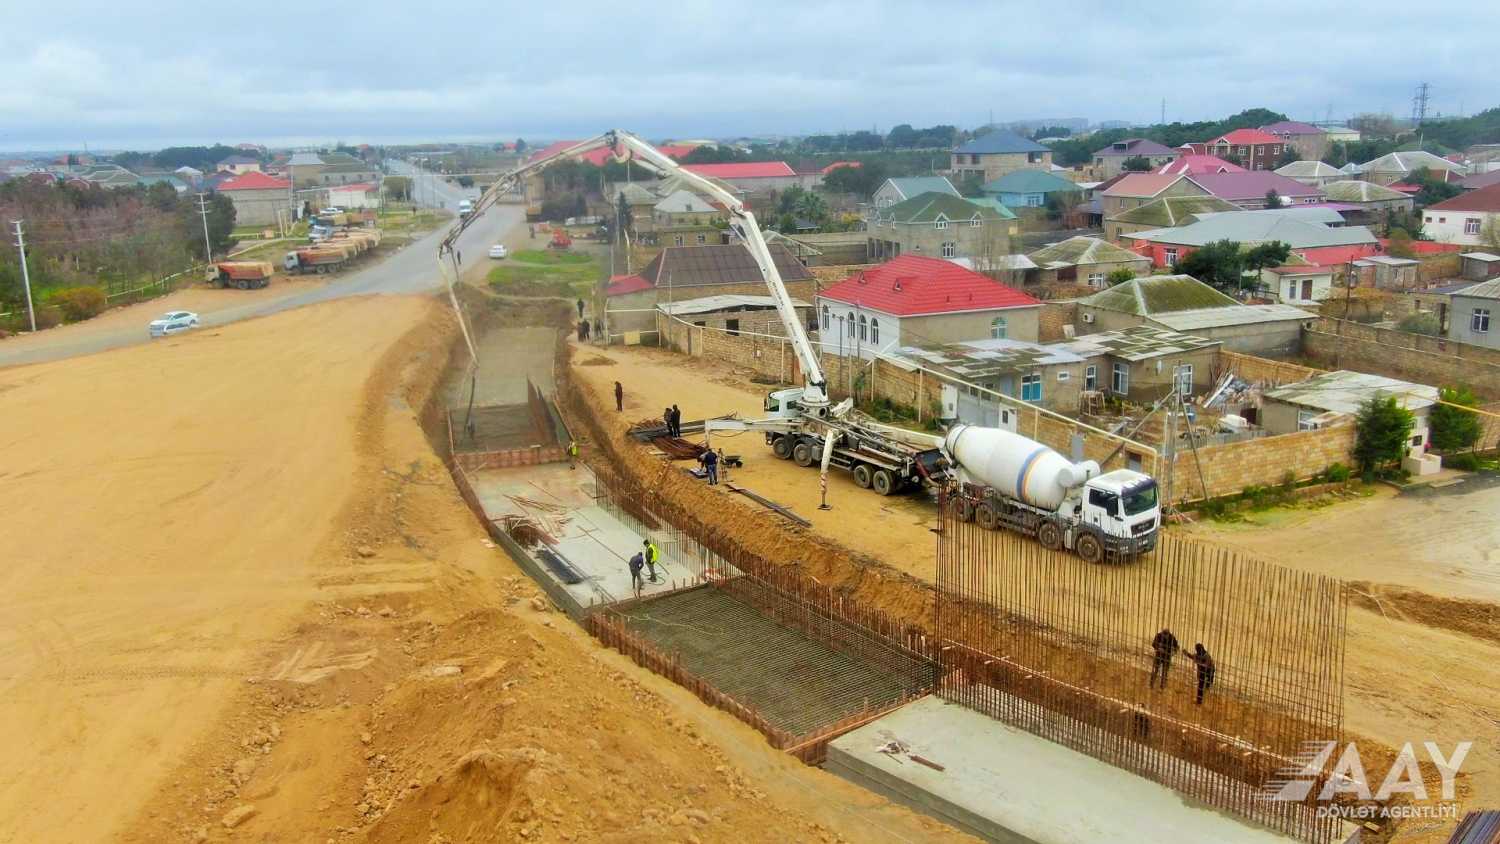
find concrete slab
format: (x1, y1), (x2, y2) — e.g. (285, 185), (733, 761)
(468, 463), (680, 615)
(826, 696), (1296, 844)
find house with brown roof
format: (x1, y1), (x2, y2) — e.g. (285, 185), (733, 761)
(604, 243), (816, 334)
(1099, 173), (1208, 219)
(1187, 171), (1324, 210)
(1090, 138), (1179, 178)
(1423, 183), (1500, 246)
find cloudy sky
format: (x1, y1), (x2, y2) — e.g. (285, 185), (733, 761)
(1, 0), (1488, 152)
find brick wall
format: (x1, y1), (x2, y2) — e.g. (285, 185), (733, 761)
(1037, 301), (1079, 342)
(1166, 423), (1356, 504)
(1303, 318), (1500, 398)
(1218, 350), (1324, 385)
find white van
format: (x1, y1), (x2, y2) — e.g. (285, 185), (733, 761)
(458, 199), (473, 218)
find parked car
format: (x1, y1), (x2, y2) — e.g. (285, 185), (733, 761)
(488, 244), (508, 259)
(149, 311), (199, 338)
(322, 206), (344, 215)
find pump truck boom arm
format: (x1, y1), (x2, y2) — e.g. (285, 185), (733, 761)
(437, 130), (829, 409)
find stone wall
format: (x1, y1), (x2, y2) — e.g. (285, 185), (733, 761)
(1218, 350), (1323, 385)
(1037, 301), (1079, 342)
(1303, 318), (1500, 398)
(1165, 423), (1356, 505)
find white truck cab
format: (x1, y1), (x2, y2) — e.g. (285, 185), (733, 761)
(1075, 470), (1160, 551)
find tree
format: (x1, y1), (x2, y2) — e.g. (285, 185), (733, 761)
(1407, 167), (1462, 206)
(515, 138), (528, 155)
(955, 172), (984, 197)
(1353, 394), (1415, 475)
(1177, 239), (1245, 291)
(1430, 386), (1483, 453)
(1121, 155), (1152, 172)
(1276, 147), (1302, 168)
(1044, 189), (1082, 222)
(822, 160), (886, 198)
(1264, 189), (1282, 208)
(886, 124), (918, 149)
(1483, 216), (1500, 252)
(1243, 241), (1291, 272)
(1387, 227), (1416, 258)
(1106, 267), (1136, 286)
(384, 176), (412, 200)
(1324, 142), (1349, 168)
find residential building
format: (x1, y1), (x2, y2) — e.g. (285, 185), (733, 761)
(1077, 274), (1316, 355)
(1105, 195), (1240, 242)
(1422, 184), (1500, 246)
(1274, 160), (1345, 188)
(1460, 252), (1500, 282)
(612, 182), (661, 233)
(981, 170), (1082, 209)
(653, 189), (724, 247)
(1026, 236), (1151, 288)
(1183, 129), (1286, 170)
(871, 176), (959, 210)
(1120, 208), (1379, 269)
(1261, 371), (1435, 459)
(1260, 264), (1335, 304)
(894, 338), (1088, 417)
(326, 182), (379, 210)
(310, 160), (379, 187)
(682, 161), (805, 192)
(1351, 255), (1421, 291)
(1360, 151), (1465, 186)
(216, 155), (262, 175)
(656, 294), (815, 349)
(288, 151), (327, 187)
(1057, 326), (1222, 403)
(217, 171), (293, 226)
(1099, 173), (1208, 218)
(866, 192), (1015, 262)
(1259, 121), (1329, 160)
(1322, 126), (1361, 144)
(816, 255), (1042, 357)
(1090, 139), (1179, 178)
(1153, 155), (1244, 177)
(764, 231), (869, 266)
(1459, 170), (1500, 192)
(174, 165), (204, 182)
(949, 131), (1052, 183)
(605, 243), (816, 334)
(1320, 180), (1415, 218)
(1447, 278), (1500, 350)
(1187, 171), (1324, 209)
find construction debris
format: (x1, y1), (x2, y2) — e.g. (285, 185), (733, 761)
(726, 483), (812, 527)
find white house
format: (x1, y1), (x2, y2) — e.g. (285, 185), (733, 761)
(326, 182), (379, 209)
(1261, 264), (1335, 305)
(1423, 184), (1500, 246)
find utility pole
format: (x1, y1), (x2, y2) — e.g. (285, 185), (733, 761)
(195, 193), (214, 263)
(1412, 82), (1431, 128)
(11, 220), (36, 332)
(1160, 98), (1166, 125)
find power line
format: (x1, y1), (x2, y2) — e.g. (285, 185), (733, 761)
(10, 220), (36, 332)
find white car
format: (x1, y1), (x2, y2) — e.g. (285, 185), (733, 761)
(149, 311), (199, 338)
(322, 206), (344, 214)
(488, 244), (508, 259)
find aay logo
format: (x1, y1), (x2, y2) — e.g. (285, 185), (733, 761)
(1265, 741), (1470, 811)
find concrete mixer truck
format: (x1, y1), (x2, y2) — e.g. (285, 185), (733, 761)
(942, 423), (1160, 562)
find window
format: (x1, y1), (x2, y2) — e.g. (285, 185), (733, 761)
(1439, 217), (1446, 224)
(1056, 371), (1070, 381)
(1297, 409), (1317, 431)
(696, 233), (707, 244)
(1465, 218), (1482, 235)
(869, 318), (879, 344)
(1288, 281), (1298, 301)
(941, 241), (956, 258)
(1028, 151), (1043, 163)
(1088, 272), (1105, 288)
(990, 316), (1007, 339)
(1424, 215), (1433, 224)
(968, 218), (981, 227)
(1173, 364), (1193, 396)
(1085, 365), (1097, 391)
(1111, 362), (1129, 394)
(858, 315), (867, 341)
(821, 305), (829, 330)
(1087, 488), (1119, 515)
(1021, 373), (1042, 402)
(971, 154), (981, 165)
(673, 235), (684, 247)
(725, 318), (740, 336)
(1473, 308), (1492, 333)
(935, 218), (948, 229)
(847, 312), (855, 338)
(1164, 247), (1178, 267)
(1026, 194), (1043, 207)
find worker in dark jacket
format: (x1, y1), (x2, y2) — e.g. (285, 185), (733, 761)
(1149, 628), (1180, 689)
(1193, 643), (1216, 705)
(642, 539), (661, 582)
(663, 407), (673, 436)
(670, 404), (682, 438)
(614, 381), (624, 412)
(576, 298), (585, 319)
(700, 448), (719, 485)
(627, 552), (645, 596)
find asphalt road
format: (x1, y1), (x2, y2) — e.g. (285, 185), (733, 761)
(0, 200), (522, 369)
(387, 159), (481, 214)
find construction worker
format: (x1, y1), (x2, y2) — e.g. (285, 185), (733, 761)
(628, 551), (645, 597)
(614, 381), (624, 412)
(1192, 643), (1216, 705)
(576, 298), (585, 320)
(1149, 628), (1179, 689)
(663, 407), (673, 435)
(670, 404), (682, 438)
(700, 448), (719, 486)
(567, 439), (578, 470)
(642, 539), (661, 582)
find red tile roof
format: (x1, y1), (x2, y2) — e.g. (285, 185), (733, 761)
(1208, 128), (1282, 146)
(1187, 171), (1322, 201)
(819, 256), (1040, 317)
(821, 160), (862, 174)
(1153, 155), (1245, 176)
(684, 161), (796, 179)
(606, 274), (653, 296)
(217, 171), (290, 191)
(1102, 173), (1184, 198)
(527, 140), (699, 168)
(1425, 182), (1500, 212)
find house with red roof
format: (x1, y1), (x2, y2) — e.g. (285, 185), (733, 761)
(1259, 121), (1329, 160)
(815, 255), (1042, 356)
(217, 171), (292, 226)
(1182, 129), (1288, 171)
(821, 161), (862, 175)
(1423, 183), (1500, 246)
(1153, 155), (1245, 177)
(682, 161), (805, 192)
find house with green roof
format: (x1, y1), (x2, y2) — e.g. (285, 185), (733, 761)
(1320, 180), (1414, 218)
(867, 191), (1016, 262)
(1077, 274), (1316, 355)
(871, 176), (959, 210)
(1104, 195), (1240, 241)
(981, 170), (1082, 209)
(1027, 236), (1151, 288)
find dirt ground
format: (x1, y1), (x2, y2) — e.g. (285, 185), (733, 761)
(570, 340), (1500, 840)
(0, 294), (958, 843)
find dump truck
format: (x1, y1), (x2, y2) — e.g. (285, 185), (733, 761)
(283, 247), (349, 274)
(208, 261), (274, 289)
(944, 424), (1160, 561)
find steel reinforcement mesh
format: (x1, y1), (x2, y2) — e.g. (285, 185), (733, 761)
(935, 491), (1349, 844)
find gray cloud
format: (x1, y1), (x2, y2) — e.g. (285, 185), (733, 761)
(1, 0), (1491, 151)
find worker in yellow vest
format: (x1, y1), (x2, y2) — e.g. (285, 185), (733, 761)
(642, 539), (661, 583)
(567, 440), (578, 469)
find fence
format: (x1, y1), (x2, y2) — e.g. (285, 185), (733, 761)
(1304, 317), (1500, 399)
(935, 494), (1348, 843)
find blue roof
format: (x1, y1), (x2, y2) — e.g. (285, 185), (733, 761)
(954, 130), (1049, 155)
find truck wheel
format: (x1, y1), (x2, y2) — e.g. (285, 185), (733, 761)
(1037, 522), (1063, 551)
(236, 279), (249, 290)
(872, 469), (895, 496)
(1076, 533), (1104, 564)
(975, 503), (999, 530)
(771, 436), (792, 460)
(852, 464), (872, 489)
(792, 441), (815, 467)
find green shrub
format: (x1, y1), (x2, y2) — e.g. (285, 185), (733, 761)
(1323, 462), (1352, 483)
(51, 286), (108, 323)
(1444, 453), (1481, 471)
(33, 307), (62, 329)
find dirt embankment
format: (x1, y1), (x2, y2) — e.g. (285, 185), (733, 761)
(115, 294), (955, 844)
